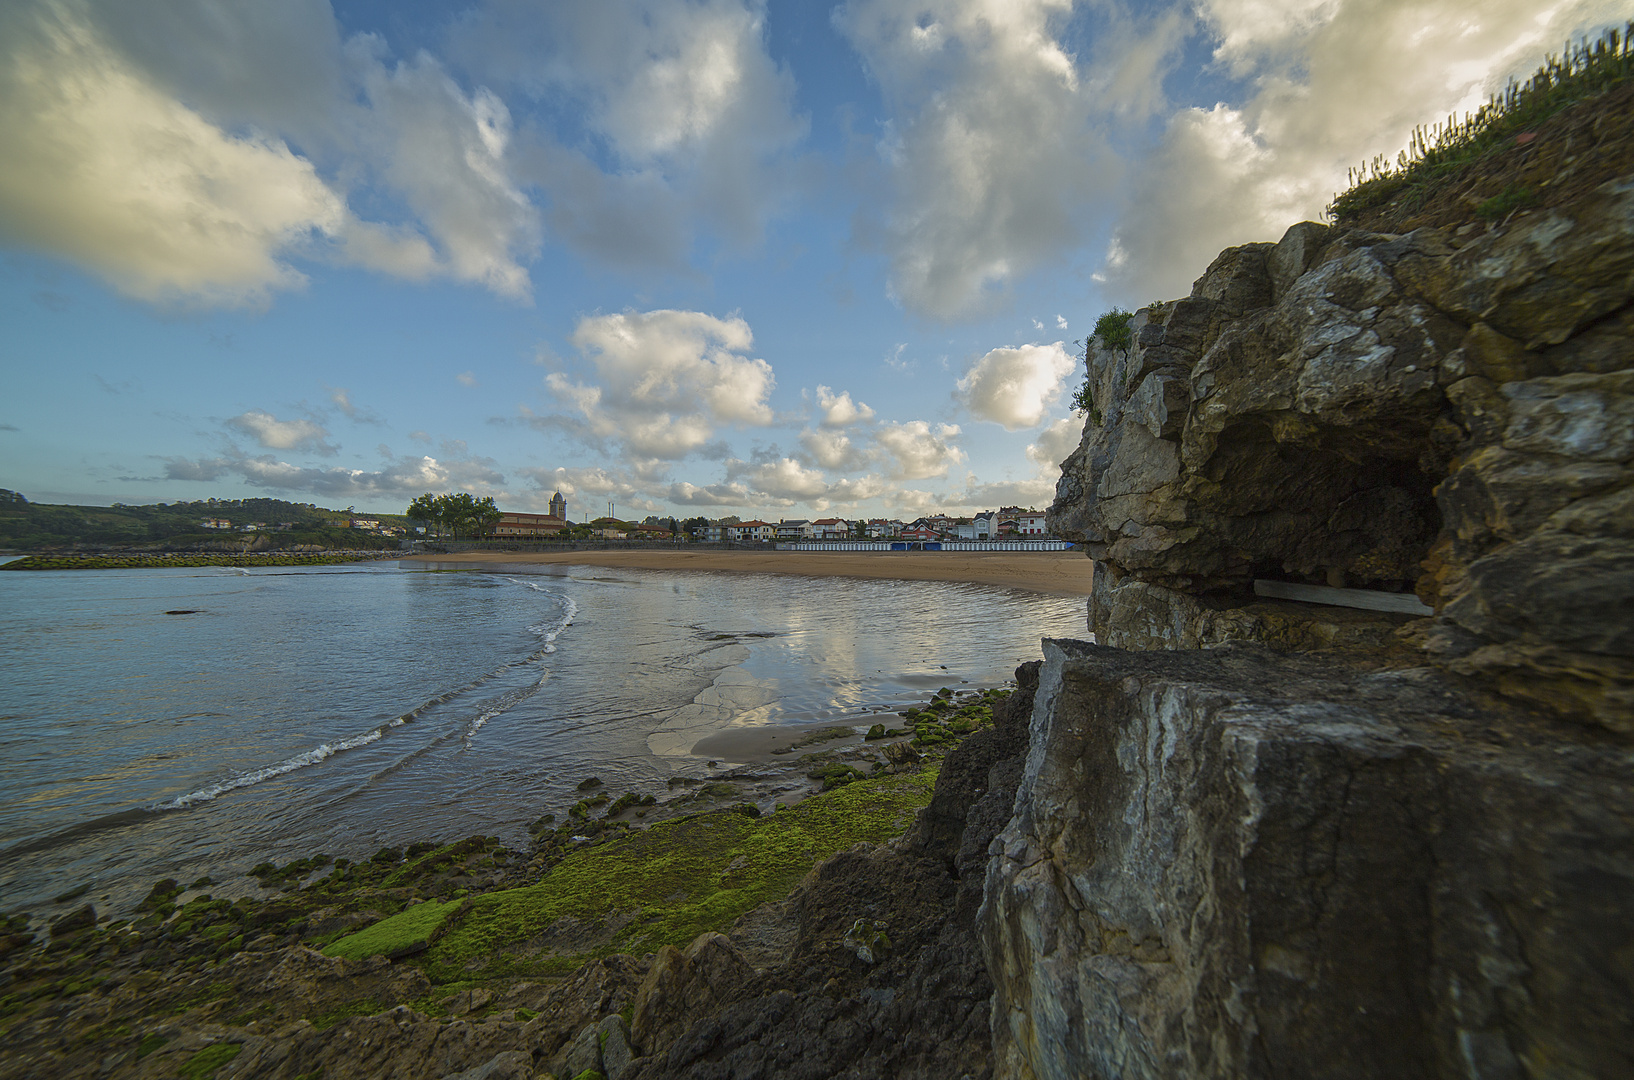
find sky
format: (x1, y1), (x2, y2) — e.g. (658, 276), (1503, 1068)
(1, 0), (1625, 520)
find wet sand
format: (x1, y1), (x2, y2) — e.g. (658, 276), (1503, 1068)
(401, 548), (1095, 597)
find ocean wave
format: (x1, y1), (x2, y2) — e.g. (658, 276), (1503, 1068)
(14, 584), (581, 834)
(157, 724), (396, 809)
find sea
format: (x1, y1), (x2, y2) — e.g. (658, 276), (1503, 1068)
(0, 559), (1085, 918)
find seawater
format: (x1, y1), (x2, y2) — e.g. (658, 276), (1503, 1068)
(0, 560), (1085, 915)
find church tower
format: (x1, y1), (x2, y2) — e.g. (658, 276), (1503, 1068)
(550, 490), (567, 520)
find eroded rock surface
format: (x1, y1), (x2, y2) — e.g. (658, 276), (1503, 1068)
(981, 639), (1634, 1080)
(1050, 178), (1634, 730)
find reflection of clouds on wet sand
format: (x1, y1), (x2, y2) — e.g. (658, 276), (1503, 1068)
(647, 662), (780, 757)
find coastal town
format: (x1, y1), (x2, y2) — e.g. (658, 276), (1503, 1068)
(482, 492), (1055, 544)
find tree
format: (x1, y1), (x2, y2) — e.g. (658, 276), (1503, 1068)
(406, 493), (439, 538)
(472, 496), (502, 538)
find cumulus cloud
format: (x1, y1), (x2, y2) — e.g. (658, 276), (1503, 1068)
(835, 0), (1114, 318)
(0, 1), (542, 306)
(799, 428), (869, 471)
(667, 479), (758, 507)
(957, 341), (1076, 430)
(545, 309), (775, 460)
(874, 420), (964, 479)
(225, 410), (337, 456)
(348, 42), (539, 298)
(726, 457), (834, 501)
(457, 372), (479, 387)
(1103, 0), (1630, 299)
(815, 385), (875, 427)
(454, 0), (807, 256)
(1026, 415), (1084, 471)
(0, 3), (355, 305)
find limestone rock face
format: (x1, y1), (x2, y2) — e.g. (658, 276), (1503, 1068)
(1049, 179), (1634, 728)
(980, 639), (1634, 1080)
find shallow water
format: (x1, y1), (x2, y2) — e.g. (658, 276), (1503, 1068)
(0, 560), (1084, 914)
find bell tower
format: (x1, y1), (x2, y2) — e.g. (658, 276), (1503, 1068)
(549, 490), (567, 520)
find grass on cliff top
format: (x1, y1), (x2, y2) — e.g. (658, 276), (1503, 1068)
(1329, 23), (1633, 222)
(331, 765), (939, 983)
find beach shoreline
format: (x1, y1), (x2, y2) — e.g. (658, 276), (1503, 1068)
(400, 548), (1096, 597)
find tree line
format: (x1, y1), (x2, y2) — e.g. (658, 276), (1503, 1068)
(405, 493), (502, 540)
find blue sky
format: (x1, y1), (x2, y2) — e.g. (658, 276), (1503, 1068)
(1, 0), (1623, 519)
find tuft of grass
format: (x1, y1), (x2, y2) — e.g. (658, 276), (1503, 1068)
(1329, 23), (1633, 221)
(1475, 183), (1539, 221)
(1072, 309), (1134, 420)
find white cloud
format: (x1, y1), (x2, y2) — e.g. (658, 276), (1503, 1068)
(546, 309), (775, 460)
(1026, 416), (1083, 471)
(727, 457), (834, 501)
(454, 0), (807, 255)
(960, 475), (1056, 507)
(835, 0), (1114, 318)
(1104, 0), (1631, 299)
(457, 372), (479, 387)
(874, 420), (964, 479)
(0, 3), (356, 306)
(0, 1), (545, 307)
(799, 428), (869, 471)
(957, 342), (1076, 430)
(225, 410), (337, 456)
(348, 42), (539, 298)
(815, 385), (875, 427)
(165, 448), (504, 499)
(667, 480), (758, 507)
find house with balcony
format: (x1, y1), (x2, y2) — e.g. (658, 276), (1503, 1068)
(733, 520), (775, 543)
(1016, 511), (1048, 536)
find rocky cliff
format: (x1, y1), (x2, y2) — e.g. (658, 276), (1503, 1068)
(990, 153), (1634, 1073)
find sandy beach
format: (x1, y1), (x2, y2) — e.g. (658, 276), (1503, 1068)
(401, 548), (1096, 596)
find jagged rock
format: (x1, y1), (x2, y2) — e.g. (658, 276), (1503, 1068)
(598, 1014), (636, 1080)
(550, 1022), (602, 1079)
(882, 740), (921, 772)
(257, 945), (431, 1017)
(530, 955), (649, 1063)
(1051, 177), (1634, 728)
(48, 904), (95, 939)
(630, 933), (755, 1057)
(441, 1049), (534, 1080)
(980, 639), (1634, 1080)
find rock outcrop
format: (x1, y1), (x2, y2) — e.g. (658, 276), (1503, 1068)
(1010, 152), (1634, 1076)
(1051, 179), (1634, 731)
(980, 640), (1633, 1080)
